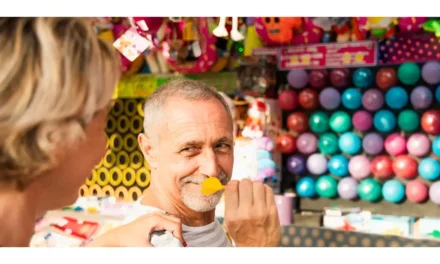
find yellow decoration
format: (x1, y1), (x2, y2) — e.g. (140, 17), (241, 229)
(96, 167), (110, 186)
(115, 74), (157, 99)
(87, 207), (100, 213)
(136, 167), (151, 187)
(201, 177), (225, 195)
(108, 167), (123, 186)
(244, 25), (264, 56)
(122, 168), (136, 186)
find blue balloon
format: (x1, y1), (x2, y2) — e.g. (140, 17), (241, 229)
(353, 68), (373, 89)
(328, 155), (349, 177)
(382, 180), (406, 203)
(338, 132), (361, 155)
(341, 88), (362, 110)
(385, 86), (408, 109)
(419, 158), (440, 181)
(296, 176), (317, 198)
(436, 85), (440, 103)
(433, 136), (440, 157)
(374, 110), (396, 133)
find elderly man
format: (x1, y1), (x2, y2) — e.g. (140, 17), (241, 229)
(92, 79), (281, 247)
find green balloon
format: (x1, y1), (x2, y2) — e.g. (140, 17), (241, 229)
(398, 109), (420, 132)
(329, 111), (352, 133)
(358, 178), (382, 202)
(398, 62), (421, 85)
(309, 111), (330, 133)
(315, 175), (338, 198)
(318, 133), (339, 155)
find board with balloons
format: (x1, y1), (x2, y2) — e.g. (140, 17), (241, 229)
(275, 61), (440, 213)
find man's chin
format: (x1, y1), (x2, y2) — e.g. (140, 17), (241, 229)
(181, 190), (224, 213)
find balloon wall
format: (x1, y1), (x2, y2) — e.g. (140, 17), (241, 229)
(278, 61), (440, 207)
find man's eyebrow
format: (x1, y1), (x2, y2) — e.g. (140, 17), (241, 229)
(179, 141), (204, 149)
(215, 137), (233, 144)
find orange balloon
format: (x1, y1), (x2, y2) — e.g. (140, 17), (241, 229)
(392, 155), (418, 179)
(276, 133), (296, 154)
(287, 112), (309, 133)
(421, 110), (440, 135)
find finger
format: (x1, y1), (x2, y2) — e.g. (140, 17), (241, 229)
(252, 182), (266, 209)
(264, 185), (280, 222)
(146, 214), (186, 246)
(239, 179), (253, 207)
(224, 180), (239, 212)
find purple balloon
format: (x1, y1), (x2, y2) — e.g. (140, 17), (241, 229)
(349, 155), (371, 180)
(338, 177), (359, 200)
(352, 110), (373, 131)
(362, 89), (384, 111)
(306, 153), (328, 175)
(319, 87), (341, 110)
(410, 86), (433, 109)
(429, 181), (440, 205)
(296, 132), (318, 154)
(363, 133), (384, 155)
(287, 155), (306, 174)
(422, 61), (440, 85)
(288, 69), (309, 89)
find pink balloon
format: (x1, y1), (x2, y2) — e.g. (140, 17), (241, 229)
(352, 110), (373, 131)
(296, 133), (318, 154)
(384, 133), (407, 156)
(406, 180), (429, 203)
(349, 155), (371, 180)
(407, 133), (431, 157)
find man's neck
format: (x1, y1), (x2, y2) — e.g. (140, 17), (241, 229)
(140, 186), (215, 227)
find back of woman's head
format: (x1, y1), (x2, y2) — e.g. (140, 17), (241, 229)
(0, 18), (121, 188)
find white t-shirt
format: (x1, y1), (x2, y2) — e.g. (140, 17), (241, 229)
(123, 198), (232, 247)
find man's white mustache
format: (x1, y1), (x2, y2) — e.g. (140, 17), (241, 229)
(181, 172), (228, 185)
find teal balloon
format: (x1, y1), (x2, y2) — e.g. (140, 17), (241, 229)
(385, 86), (408, 109)
(338, 132), (361, 155)
(318, 133), (339, 155)
(341, 88), (362, 109)
(352, 68), (373, 89)
(382, 180), (405, 203)
(315, 175), (338, 198)
(418, 158), (440, 181)
(358, 178), (382, 202)
(398, 62), (421, 85)
(309, 111), (330, 133)
(398, 110), (419, 132)
(373, 110), (396, 133)
(330, 111), (352, 133)
(328, 155), (349, 177)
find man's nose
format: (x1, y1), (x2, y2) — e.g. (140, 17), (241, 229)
(198, 149), (221, 177)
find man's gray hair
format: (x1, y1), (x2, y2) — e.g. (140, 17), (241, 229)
(142, 78), (233, 143)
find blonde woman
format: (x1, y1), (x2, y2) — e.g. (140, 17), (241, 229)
(0, 17), (185, 247)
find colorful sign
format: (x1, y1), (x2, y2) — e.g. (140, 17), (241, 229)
(277, 41), (378, 70)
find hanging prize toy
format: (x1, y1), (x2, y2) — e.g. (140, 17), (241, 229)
(242, 98), (270, 139)
(213, 17), (245, 41)
(292, 17), (323, 45)
(350, 17), (368, 41)
(255, 17), (303, 45)
(423, 19), (440, 37)
(233, 95), (250, 138)
(312, 17), (336, 42)
(367, 17), (398, 39)
(332, 17), (351, 42)
(399, 17), (427, 34)
(244, 17), (264, 57)
(183, 17), (202, 61)
(312, 17), (350, 43)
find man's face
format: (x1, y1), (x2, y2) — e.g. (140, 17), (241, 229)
(144, 97), (234, 213)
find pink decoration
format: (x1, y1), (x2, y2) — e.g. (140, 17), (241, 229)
(384, 133), (407, 156)
(407, 133), (431, 157)
(349, 155), (371, 180)
(406, 180), (429, 203)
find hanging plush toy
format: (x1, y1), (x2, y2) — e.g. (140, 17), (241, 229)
(242, 98), (270, 139)
(255, 17), (303, 45)
(399, 17), (427, 34)
(291, 17), (323, 45)
(367, 17), (398, 39)
(311, 17), (351, 42)
(350, 17), (368, 41)
(212, 17), (245, 41)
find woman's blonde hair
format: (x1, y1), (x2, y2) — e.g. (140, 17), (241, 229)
(0, 18), (121, 188)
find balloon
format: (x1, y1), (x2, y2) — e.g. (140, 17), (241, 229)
(406, 180), (429, 203)
(328, 155), (349, 177)
(382, 180), (406, 203)
(296, 133), (318, 154)
(338, 177), (359, 200)
(296, 176), (317, 198)
(298, 88), (319, 110)
(319, 87), (341, 110)
(309, 111), (330, 133)
(358, 178), (382, 202)
(376, 68), (397, 90)
(436, 85), (440, 103)
(384, 133), (407, 156)
(276, 133), (296, 153)
(410, 86), (433, 109)
(309, 69), (328, 89)
(329, 111), (352, 133)
(352, 110), (373, 131)
(287, 112), (309, 133)
(363, 133), (384, 155)
(429, 181), (440, 205)
(419, 158), (440, 181)
(407, 133), (431, 157)
(385, 86), (408, 109)
(370, 155), (393, 179)
(362, 89), (384, 112)
(373, 110), (396, 133)
(330, 68), (350, 88)
(349, 155), (371, 180)
(339, 132), (361, 155)
(287, 69), (308, 89)
(287, 155), (307, 175)
(341, 88), (362, 110)
(278, 89), (298, 110)
(421, 110), (440, 135)
(307, 153), (328, 175)
(318, 133), (339, 155)
(352, 68), (373, 89)
(398, 110), (420, 132)
(421, 61), (440, 85)
(392, 155), (418, 179)
(433, 136), (440, 156)
(315, 175), (338, 198)
(398, 62), (421, 85)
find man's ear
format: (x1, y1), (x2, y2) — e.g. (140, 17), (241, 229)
(138, 133), (158, 169)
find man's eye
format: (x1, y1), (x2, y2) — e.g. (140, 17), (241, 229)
(216, 143), (231, 150)
(182, 147), (197, 152)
